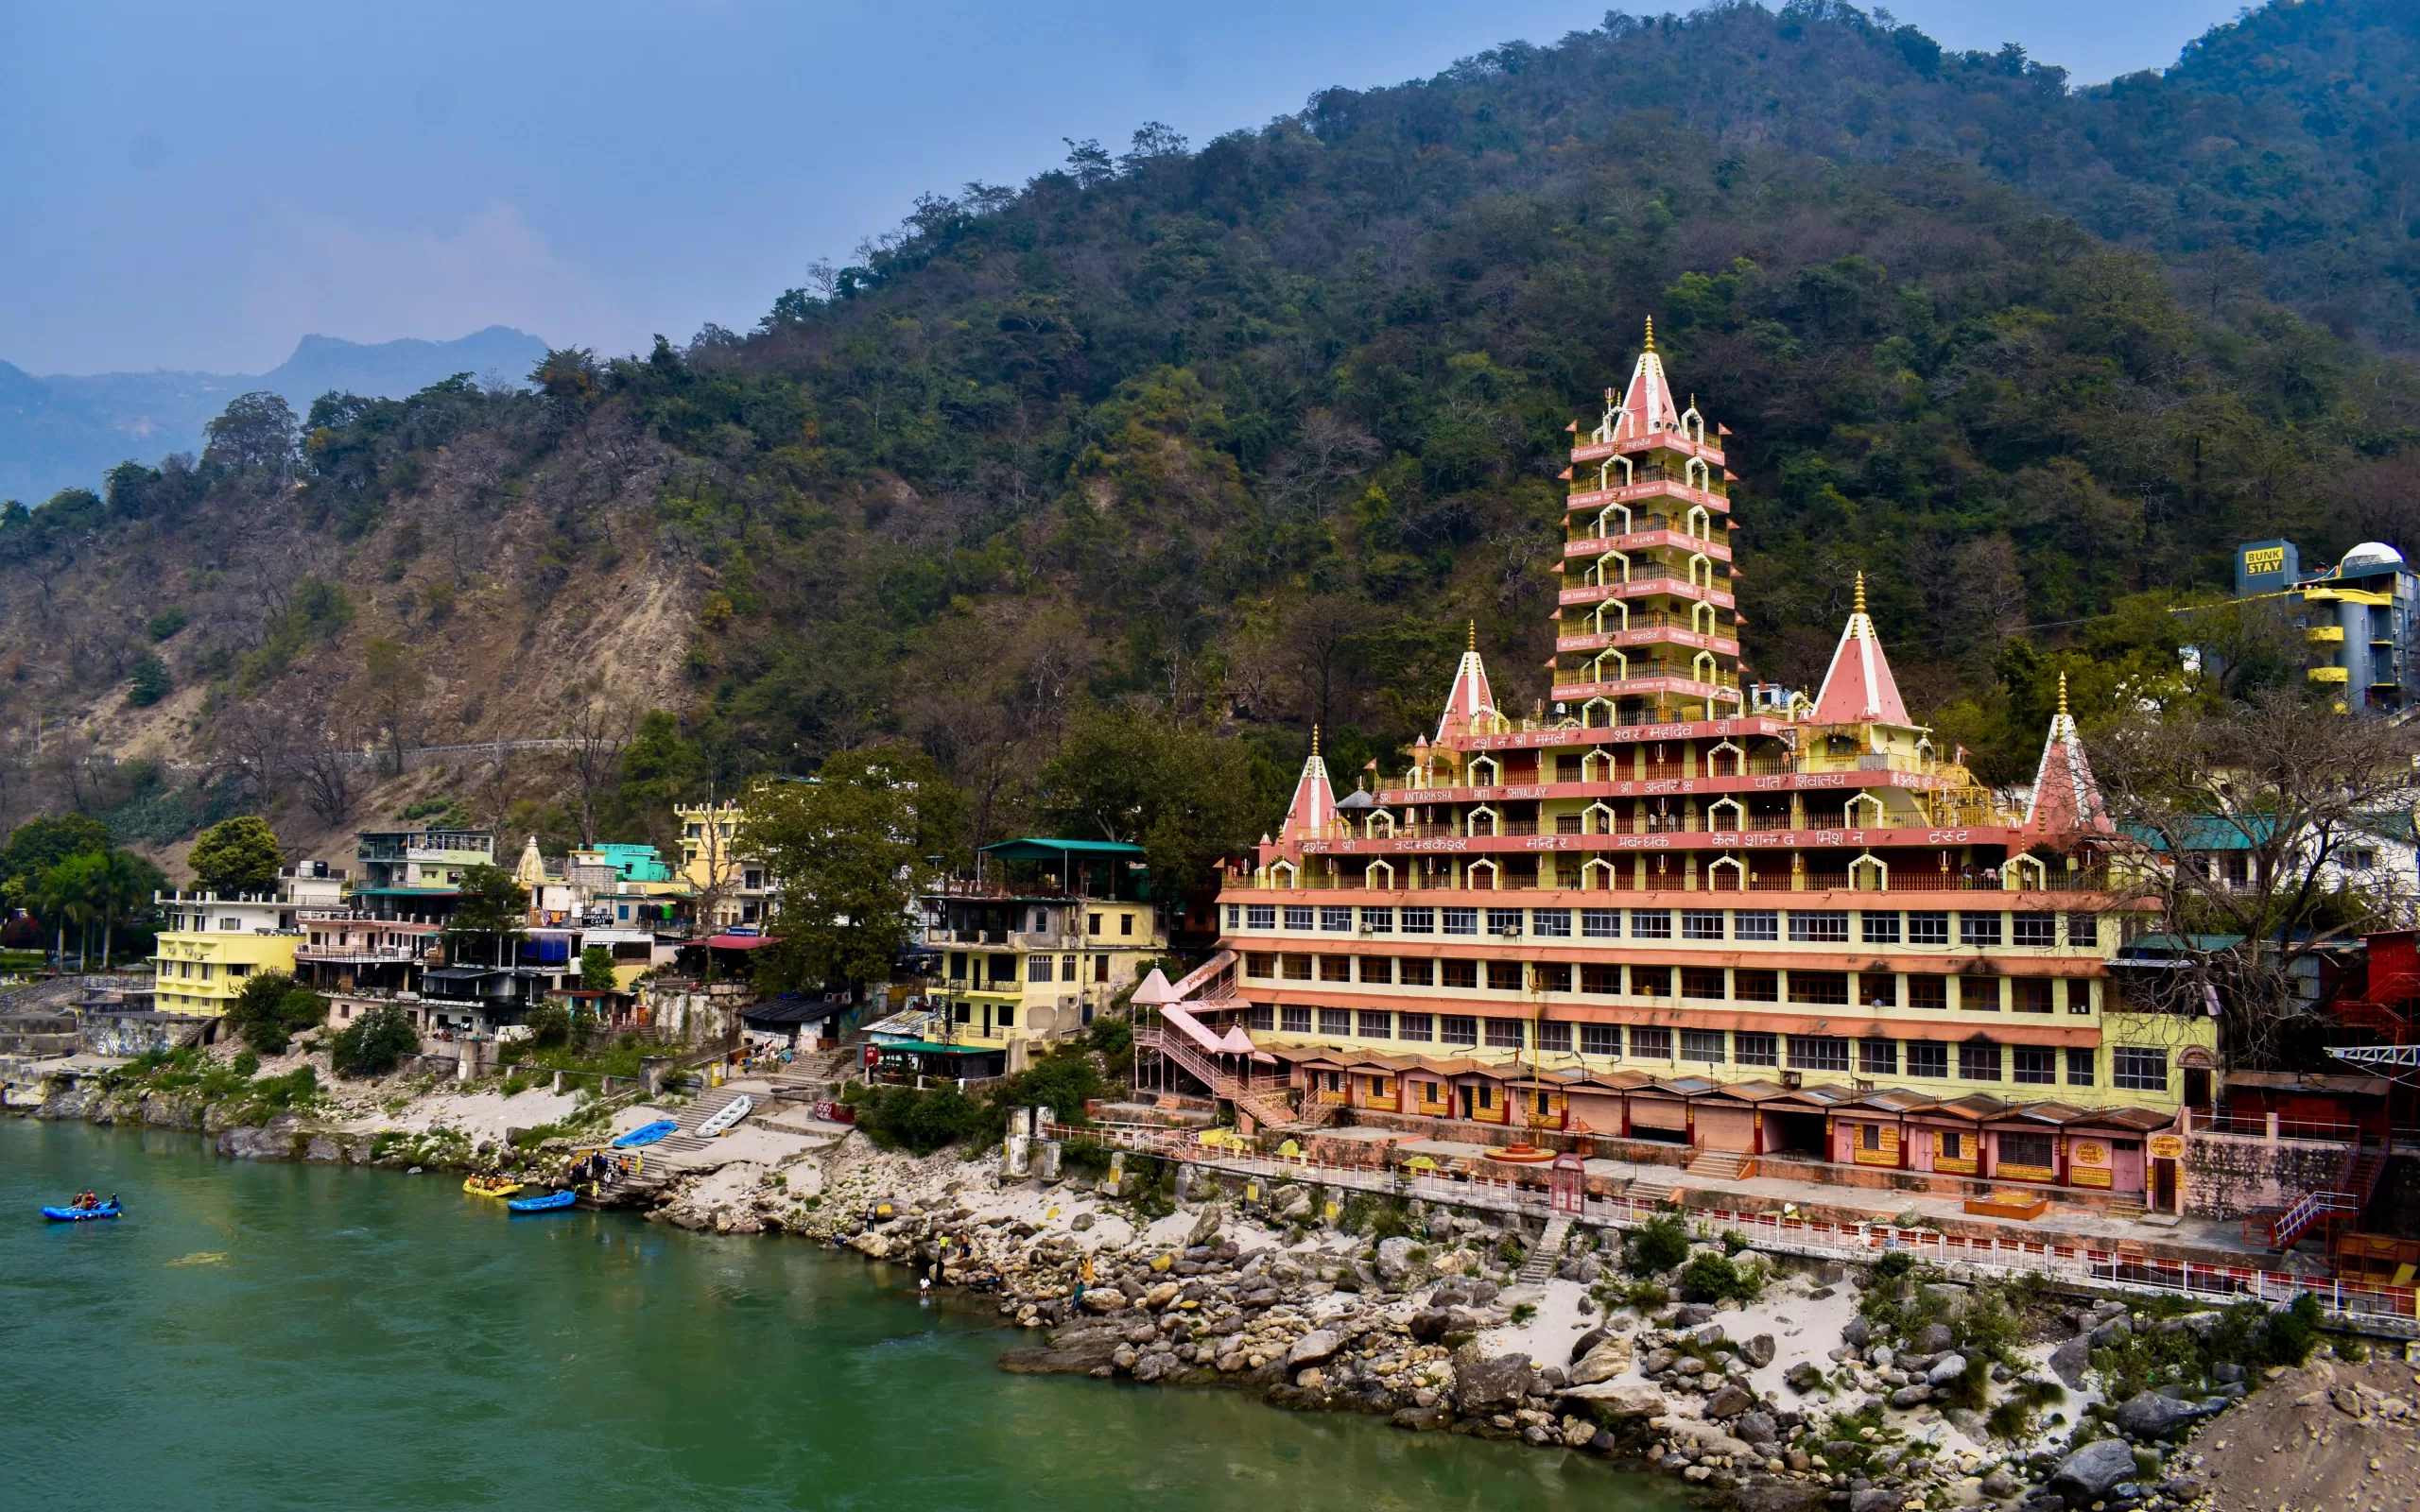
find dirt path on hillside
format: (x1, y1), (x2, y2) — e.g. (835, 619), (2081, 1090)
(2193, 1357), (2418, 1512)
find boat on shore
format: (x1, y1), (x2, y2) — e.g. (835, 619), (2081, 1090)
(43, 1200), (122, 1222)
(697, 1095), (752, 1139)
(612, 1120), (677, 1148)
(507, 1190), (577, 1213)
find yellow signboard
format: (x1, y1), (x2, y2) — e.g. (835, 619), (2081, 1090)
(2243, 546), (2286, 576)
(2148, 1133), (2185, 1160)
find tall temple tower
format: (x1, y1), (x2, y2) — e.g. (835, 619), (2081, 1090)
(1176, 323), (2216, 1209)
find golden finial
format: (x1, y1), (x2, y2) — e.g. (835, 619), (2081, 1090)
(1311, 724), (1320, 757)
(1467, 619), (1478, 653)
(2058, 672), (2069, 720)
(1854, 571), (1867, 616)
(1643, 316), (1655, 352)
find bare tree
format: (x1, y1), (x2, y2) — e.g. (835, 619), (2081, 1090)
(2097, 688), (2420, 1071)
(290, 730), (358, 827)
(563, 699), (632, 848)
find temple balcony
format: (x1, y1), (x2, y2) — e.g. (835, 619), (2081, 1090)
(1564, 477), (1729, 516)
(1558, 576), (1736, 610)
(1562, 527), (1730, 559)
(1568, 434), (1726, 469)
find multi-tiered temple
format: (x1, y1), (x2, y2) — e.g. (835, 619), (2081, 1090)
(1164, 325), (2214, 1208)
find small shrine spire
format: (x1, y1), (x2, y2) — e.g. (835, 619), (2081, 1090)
(1436, 622), (1498, 743)
(2024, 673), (2112, 836)
(1643, 316), (1655, 352)
(1281, 729), (1338, 840)
(1810, 572), (1910, 726)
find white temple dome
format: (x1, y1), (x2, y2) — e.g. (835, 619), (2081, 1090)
(2339, 541), (2405, 574)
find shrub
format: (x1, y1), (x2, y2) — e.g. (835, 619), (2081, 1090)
(1678, 1251), (1763, 1304)
(1497, 1234), (1528, 1265)
(1720, 1229), (1750, 1256)
(1871, 1249), (1916, 1283)
(127, 655), (172, 706)
(223, 971), (328, 1056)
(329, 1005), (419, 1076)
(231, 1049), (260, 1077)
(1626, 1214), (1692, 1276)
(1083, 1011), (1133, 1060)
(2263, 1294), (2324, 1366)
(523, 1002), (572, 1048)
(1510, 1301), (1538, 1325)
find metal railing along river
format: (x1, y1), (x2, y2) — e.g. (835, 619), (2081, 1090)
(1040, 1121), (2418, 1330)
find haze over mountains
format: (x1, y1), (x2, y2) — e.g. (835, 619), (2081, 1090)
(0, 327), (548, 503)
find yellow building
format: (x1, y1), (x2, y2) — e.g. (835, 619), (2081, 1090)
(675, 799), (770, 930)
(151, 868), (346, 1016)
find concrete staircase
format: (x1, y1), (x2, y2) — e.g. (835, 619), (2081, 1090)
(653, 1086), (755, 1156)
(1625, 1177), (1677, 1207)
(1685, 1150), (1754, 1183)
(1517, 1213), (1573, 1283)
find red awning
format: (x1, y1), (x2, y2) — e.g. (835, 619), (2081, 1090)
(706, 934), (779, 950)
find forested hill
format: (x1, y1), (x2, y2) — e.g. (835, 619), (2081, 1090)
(3, 0), (2417, 868)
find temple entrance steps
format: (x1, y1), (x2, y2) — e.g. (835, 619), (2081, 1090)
(1625, 1177), (1676, 1207)
(1685, 1150), (1754, 1183)
(654, 1087), (754, 1156)
(1517, 1213), (1572, 1283)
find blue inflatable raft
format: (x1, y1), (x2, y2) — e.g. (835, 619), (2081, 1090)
(507, 1190), (578, 1213)
(43, 1200), (121, 1222)
(612, 1120), (678, 1148)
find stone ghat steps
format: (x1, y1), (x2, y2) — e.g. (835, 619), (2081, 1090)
(1685, 1150), (1753, 1183)
(653, 1087), (753, 1154)
(1516, 1212), (1573, 1282)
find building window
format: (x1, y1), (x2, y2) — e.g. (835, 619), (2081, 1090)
(1028, 955), (1053, 983)
(1789, 1036), (1850, 1072)
(1320, 956), (1351, 982)
(1536, 1020), (1572, 1053)
(1441, 959), (1478, 989)
(1359, 956), (1393, 984)
(1907, 911), (1949, 946)
(1788, 971), (1849, 1005)
(1633, 965), (1672, 997)
(1487, 961), (1525, 991)
(1361, 906), (1394, 933)
(1682, 1029), (1726, 1063)
(1120, 914), (1133, 936)
(1399, 1013), (1434, 1042)
(1247, 905), (1275, 930)
(1735, 910), (1778, 942)
(2014, 979), (2053, 1013)
(1960, 1041), (2003, 1081)
(1860, 1039), (1898, 1075)
(1582, 963), (1619, 994)
(1908, 1040), (1948, 1078)
(1486, 907), (1523, 937)
(1485, 1018), (1525, 1049)
(1321, 906), (1353, 933)
(1401, 907), (1436, 934)
(1357, 1010), (1392, 1039)
(1534, 962), (1571, 992)
(1734, 969), (1778, 1002)
(1319, 1007), (1353, 1036)
(2014, 1046), (2057, 1084)
(1681, 968), (1726, 1001)
(1960, 913), (2004, 947)
(1683, 908), (1724, 940)
(2066, 1047), (2096, 1086)
(2014, 914), (2055, 947)
(996, 1006), (1014, 1028)
(1249, 1004), (1274, 1031)
(1632, 1025), (1672, 1058)
(1862, 974), (1898, 1008)
(2065, 913), (2099, 949)
(1861, 911), (1901, 944)
(1736, 1033), (1777, 1066)
(2113, 1047), (2169, 1091)
(1961, 977), (2002, 1012)
(1283, 955), (1313, 981)
(1442, 1015), (1478, 1047)
(2068, 981), (2092, 1015)
(1999, 1132), (2055, 1171)
(1532, 908), (1572, 937)
(1225, 904), (1240, 930)
(1789, 910), (1849, 943)
(1861, 1123), (1883, 1153)
(1399, 957), (1434, 987)
(1631, 909), (1672, 939)
(1285, 905), (1314, 931)
(1245, 954), (1276, 980)
(1443, 907), (1478, 936)
(1581, 1023), (1620, 1057)
(1582, 908), (1620, 938)
(1908, 974), (1947, 1011)
(1281, 1005), (1312, 1034)
(1939, 1130), (1965, 1161)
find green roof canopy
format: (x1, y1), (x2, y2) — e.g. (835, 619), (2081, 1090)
(979, 838), (1146, 862)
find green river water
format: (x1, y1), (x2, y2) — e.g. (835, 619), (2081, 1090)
(0, 1118), (1687, 1511)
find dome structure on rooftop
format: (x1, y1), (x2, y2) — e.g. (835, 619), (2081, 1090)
(2339, 541), (2406, 575)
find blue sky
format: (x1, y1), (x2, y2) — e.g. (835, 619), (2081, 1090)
(0, 1), (2249, 375)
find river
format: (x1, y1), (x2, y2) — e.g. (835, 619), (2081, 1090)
(0, 1119), (1687, 1510)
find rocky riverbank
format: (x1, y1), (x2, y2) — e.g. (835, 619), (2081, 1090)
(21, 1057), (2409, 1512)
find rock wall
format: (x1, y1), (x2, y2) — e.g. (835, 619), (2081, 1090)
(2182, 1133), (2349, 1219)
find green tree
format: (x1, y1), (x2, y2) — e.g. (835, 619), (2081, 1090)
(362, 637), (425, 773)
(1, 814), (111, 896)
(188, 816), (285, 896)
(579, 942), (621, 994)
(328, 1004), (420, 1076)
(31, 854), (103, 969)
(1038, 712), (1273, 890)
(126, 655), (172, 707)
(749, 745), (958, 993)
(223, 970), (329, 1056)
(442, 863), (528, 968)
(86, 849), (163, 968)
(202, 391), (301, 474)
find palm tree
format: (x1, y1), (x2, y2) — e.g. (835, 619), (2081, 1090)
(90, 850), (155, 970)
(33, 855), (102, 971)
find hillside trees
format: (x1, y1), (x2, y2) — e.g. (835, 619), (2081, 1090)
(187, 816), (284, 895)
(751, 744), (964, 994)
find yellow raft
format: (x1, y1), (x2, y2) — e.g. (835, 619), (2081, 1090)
(462, 1177), (524, 1198)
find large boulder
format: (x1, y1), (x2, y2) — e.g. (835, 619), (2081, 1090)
(1705, 1383), (1756, 1418)
(1560, 1383), (1668, 1418)
(1918, 1322), (1956, 1353)
(1889, 1384), (1934, 1408)
(1735, 1410), (1778, 1444)
(1287, 1330), (1341, 1367)
(1569, 1335), (1634, 1386)
(1784, 1361), (1825, 1393)
(1452, 1348), (1534, 1414)
(1375, 1236), (1422, 1286)
(1272, 1185), (1314, 1222)
(1187, 1203), (1225, 1246)
(1741, 1333), (1777, 1367)
(1927, 1353), (1969, 1387)
(2048, 1335), (2091, 1389)
(2112, 1391), (2209, 1441)
(1567, 1326), (1608, 1365)
(1841, 1315), (1873, 1349)
(2049, 1439), (2141, 1503)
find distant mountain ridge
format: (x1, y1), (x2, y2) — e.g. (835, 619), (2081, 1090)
(0, 326), (548, 503)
